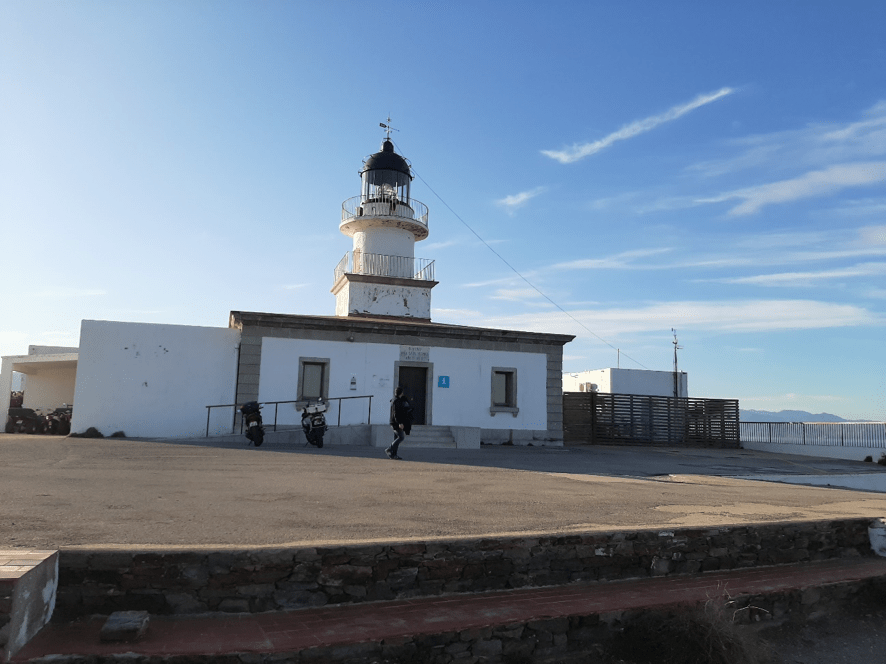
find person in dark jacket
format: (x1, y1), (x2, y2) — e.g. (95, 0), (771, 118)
(386, 386), (412, 460)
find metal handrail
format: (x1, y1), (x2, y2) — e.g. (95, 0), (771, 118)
(205, 395), (373, 438)
(341, 194), (429, 227)
(334, 251), (435, 283)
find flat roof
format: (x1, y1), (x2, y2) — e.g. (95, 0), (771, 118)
(229, 311), (575, 346)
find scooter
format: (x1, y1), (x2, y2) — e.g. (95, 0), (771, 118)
(301, 400), (328, 448)
(239, 401), (264, 447)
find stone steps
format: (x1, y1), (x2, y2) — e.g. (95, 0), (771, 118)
(403, 425), (457, 448)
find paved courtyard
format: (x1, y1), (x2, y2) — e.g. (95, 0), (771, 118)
(4, 434), (886, 549)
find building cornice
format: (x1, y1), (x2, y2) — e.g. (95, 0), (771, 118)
(229, 311), (575, 347)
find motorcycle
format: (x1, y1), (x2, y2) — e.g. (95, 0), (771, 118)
(301, 400), (328, 448)
(239, 401), (264, 447)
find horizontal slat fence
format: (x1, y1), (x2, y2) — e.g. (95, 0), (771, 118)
(741, 422), (886, 448)
(564, 392), (739, 448)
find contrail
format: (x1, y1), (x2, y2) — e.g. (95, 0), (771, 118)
(542, 87), (735, 164)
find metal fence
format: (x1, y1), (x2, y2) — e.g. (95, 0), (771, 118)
(564, 392), (740, 447)
(740, 421), (886, 448)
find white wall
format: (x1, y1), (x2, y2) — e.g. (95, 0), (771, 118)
(353, 227), (415, 261)
(336, 281), (432, 319)
(564, 368), (688, 398)
(21, 364), (76, 411)
(258, 338), (548, 430)
(71, 320), (240, 438)
(0, 357), (13, 417)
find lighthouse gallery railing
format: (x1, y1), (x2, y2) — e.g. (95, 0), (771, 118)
(341, 194), (429, 227)
(334, 251), (435, 283)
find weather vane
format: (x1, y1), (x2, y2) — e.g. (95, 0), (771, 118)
(379, 116), (399, 140)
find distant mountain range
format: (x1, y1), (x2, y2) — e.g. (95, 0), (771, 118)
(740, 409), (861, 423)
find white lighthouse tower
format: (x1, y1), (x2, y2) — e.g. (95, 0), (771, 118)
(332, 128), (436, 320)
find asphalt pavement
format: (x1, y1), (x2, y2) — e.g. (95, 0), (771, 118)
(4, 434), (886, 549)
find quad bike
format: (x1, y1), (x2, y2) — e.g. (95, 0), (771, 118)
(5, 407), (41, 434)
(43, 405), (73, 435)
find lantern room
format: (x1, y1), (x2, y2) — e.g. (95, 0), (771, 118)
(360, 139), (412, 204)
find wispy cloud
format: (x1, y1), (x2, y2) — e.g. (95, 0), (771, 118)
(422, 239), (462, 251)
(715, 261), (886, 287)
(495, 186), (547, 214)
(860, 224), (886, 245)
(282, 284), (309, 290)
(699, 162), (886, 215)
(820, 100), (886, 142)
(542, 87), (735, 164)
(462, 275), (529, 288)
(489, 288), (556, 305)
(438, 299), (880, 337)
(690, 101), (886, 179)
(550, 248), (673, 270)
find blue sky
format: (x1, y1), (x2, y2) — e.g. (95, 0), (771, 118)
(1, 2), (884, 420)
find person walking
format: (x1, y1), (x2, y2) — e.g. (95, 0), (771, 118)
(386, 386), (412, 460)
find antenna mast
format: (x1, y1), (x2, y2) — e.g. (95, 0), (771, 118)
(671, 329), (683, 399)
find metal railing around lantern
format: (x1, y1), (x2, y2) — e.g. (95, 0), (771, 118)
(341, 194), (429, 227)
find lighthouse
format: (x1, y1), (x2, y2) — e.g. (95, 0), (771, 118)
(331, 130), (437, 319)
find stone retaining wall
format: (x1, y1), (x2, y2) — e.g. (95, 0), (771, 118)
(230, 580), (886, 664)
(54, 519), (874, 621)
(30, 578), (886, 664)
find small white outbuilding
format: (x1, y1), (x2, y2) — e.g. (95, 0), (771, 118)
(563, 368), (688, 399)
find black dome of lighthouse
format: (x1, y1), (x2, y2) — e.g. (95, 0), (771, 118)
(361, 140), (412, 177)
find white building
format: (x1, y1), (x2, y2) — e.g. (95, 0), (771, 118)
(6, 135), (574, 447)
(0, 346), (78, 416)
(563, 368), (688, 399)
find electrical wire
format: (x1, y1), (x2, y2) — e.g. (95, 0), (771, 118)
(400, 149), (651, 371)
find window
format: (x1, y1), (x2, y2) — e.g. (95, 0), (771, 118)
(490, 367), (518, 416)
(298, 357), (329, 403)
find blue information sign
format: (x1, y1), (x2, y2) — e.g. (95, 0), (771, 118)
(438, 376), (450, 388)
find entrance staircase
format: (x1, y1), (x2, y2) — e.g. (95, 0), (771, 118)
(404, 424), (457, 449)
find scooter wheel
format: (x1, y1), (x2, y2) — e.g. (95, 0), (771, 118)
(253, 429), (264, 447)
(315, 436), (323, 449)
